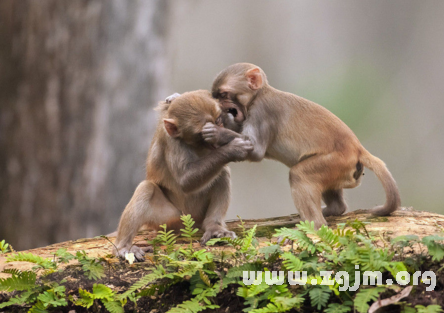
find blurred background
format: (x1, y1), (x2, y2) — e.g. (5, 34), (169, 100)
(1, 0), (443, 250)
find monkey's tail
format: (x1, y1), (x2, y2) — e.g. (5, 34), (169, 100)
(359, 149), (401, 216)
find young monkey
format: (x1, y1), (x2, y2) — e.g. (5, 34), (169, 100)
(202, 63), (401, 229)
(113, 90), (253, 261)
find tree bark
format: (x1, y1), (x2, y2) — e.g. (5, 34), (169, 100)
(0, 0), (169, 250)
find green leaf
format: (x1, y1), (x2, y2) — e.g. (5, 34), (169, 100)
(273, 227), (316, 253)
(309, 286), (331, 310)
(6, 252), (55, 269)
(281, 252), (304, 271)
(0, 239), (10, 254)
(422, 236), (444, 262)
(415, 304), (443, 313)
(354, 287), (386, 313)
(103, 300), (125, 313)
(258, 244), (281, 258)
(0, 270), (37, 291)
(92, 284), (114, 300)
(324, 302), (352, 313)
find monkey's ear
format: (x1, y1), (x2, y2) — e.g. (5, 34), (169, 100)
(246, 68), (263, 90)
(163, 118), (180, 137)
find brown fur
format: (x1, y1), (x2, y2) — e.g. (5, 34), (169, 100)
(114, 90), (253, 261)
(208, 63), (401, 229)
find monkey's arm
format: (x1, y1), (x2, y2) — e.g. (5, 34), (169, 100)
(172, 138), (252, 193)
(241, 121), (271, 162)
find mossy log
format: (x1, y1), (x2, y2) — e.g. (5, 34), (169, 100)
(1, 207), (443, 278)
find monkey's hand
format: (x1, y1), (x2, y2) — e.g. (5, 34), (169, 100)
(202, 122), (220, 146)
(200, 226), (237, 246)
(114, 245), (152, 262)
(165, 93), (181, 104)
(224, 137), (254, 162)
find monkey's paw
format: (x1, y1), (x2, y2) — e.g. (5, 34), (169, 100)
(200, 228), (237, 246)
(165, 93), (181, 104)
(114, 245), (151, 262)
(202, 122), (219, 145)
(228, 138), (254, 161)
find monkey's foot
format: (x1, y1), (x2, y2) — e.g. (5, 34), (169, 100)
(114, 245), (148, 262)
(200, 228), (237, 245)
(322, 204), (347, 217)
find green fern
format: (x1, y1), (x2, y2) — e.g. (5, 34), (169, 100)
(324, 302), (353, 313)
(180, 214), (199, 255)
(168, 285), (219, 313)
(70, 284), (124, 313)
(0, 270), (37, 291)
(309, 286), (331, 310)
(241, 225), (257, 253)
(273, 227), (317, 253)
(354, 286), (386, 313)
(281, 252), (304, 271)
(415, 304), (443, 313)
(237, 215), (247, 238)
(55, 248), (75, 264)
(226, 263), (262, 278)
(118, 265), (167, 300)
(258, 244), (282, 259)
(158, 224), (177, 255)
(249, 296), (304, 313)
(75, 251), (105, 280)
(296, 220), (318, 236)
(6, 252), (55, 270)
(422, 236), (444, 262)
(35, 285), (67, 309)
(103, 300), (125, 313)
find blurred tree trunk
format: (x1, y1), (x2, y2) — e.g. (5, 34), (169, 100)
(0, 0), (169, 250)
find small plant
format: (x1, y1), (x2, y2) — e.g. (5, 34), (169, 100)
(1, 217), (443, 312)
(0, 239), (10, 254)
(75, 251), (105, 280)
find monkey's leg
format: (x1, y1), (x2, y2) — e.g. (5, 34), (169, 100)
(289, 158), (330, 229)
(114, 180), (181, 261)
(322, 189), (347, 217)
(200, 169), (236, 245)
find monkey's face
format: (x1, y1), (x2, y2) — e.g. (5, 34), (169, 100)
(166, 90), (223, 147)
(212, 63), (265, 122)
(212, 86), (247, 125)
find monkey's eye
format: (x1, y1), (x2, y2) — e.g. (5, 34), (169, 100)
(216, 116), (223, 126)
(220, 92), (228, 99)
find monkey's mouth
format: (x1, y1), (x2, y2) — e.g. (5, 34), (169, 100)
(227, 108), (238, 117)
(221, 102), (245, 123)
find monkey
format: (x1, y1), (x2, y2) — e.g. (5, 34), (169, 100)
(113, 90), (253, 261)
(203, 63), (401, 229)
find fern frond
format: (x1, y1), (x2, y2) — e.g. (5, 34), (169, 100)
(415, 304), (443, 313)
(118, 265), (166, 300)
(6, 252), (55, 269)
(0, 270), (37, 291)
(274, 228), (316, 253)
(158, 224), (177, 255)
(281, 252), (304, 271)
(241, 225), (257, 253)
(354, 286), (386, 313)
(309, 286), (331, 310)
(103, 300), (125, 313)
(296, 220), (318, 236)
